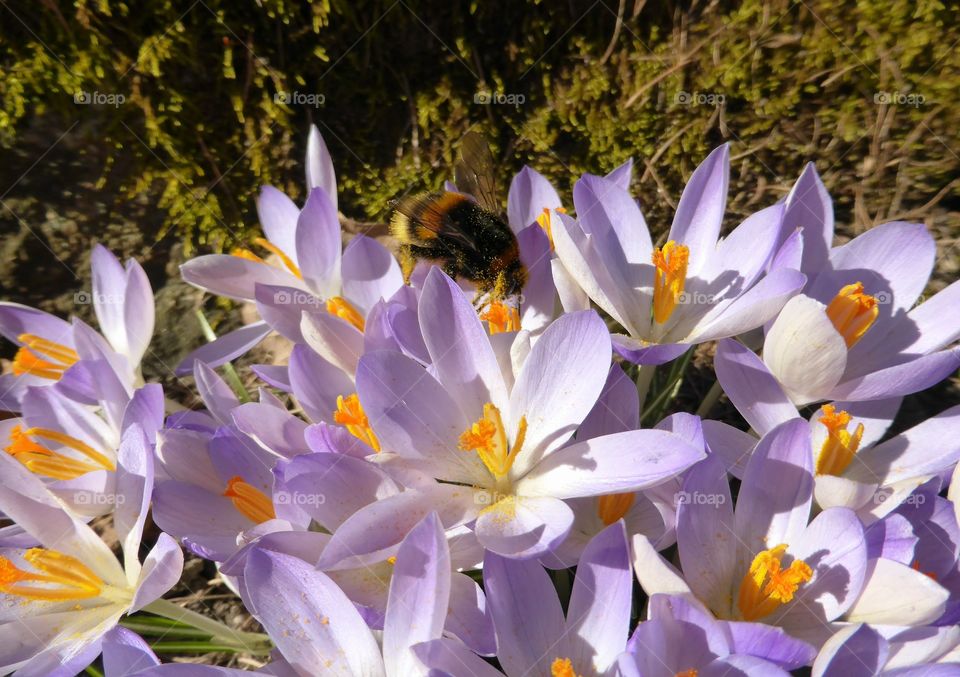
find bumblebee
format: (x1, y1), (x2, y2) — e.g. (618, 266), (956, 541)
(390, 133), (527, 302)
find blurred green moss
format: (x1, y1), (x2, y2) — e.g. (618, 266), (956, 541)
(2, 0), (957, 252)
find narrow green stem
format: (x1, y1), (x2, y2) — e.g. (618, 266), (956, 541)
(635, 365), (656, 412)
(695, 379), (724, 418)
(641, 348), (693, 425)
(142, 598), (271, 653)
(194, 309), (251, 403)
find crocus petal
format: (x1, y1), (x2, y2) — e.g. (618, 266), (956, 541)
(121, 383), (165, 443)
(900, 279), (960, 354)
(677, 455), (737, 618)
(507, 165), (562, 232)
(611, 336), (691, 366)
(0, 302), (72, 345)
(243, 548), (384, 677)
(605, 158), (633, 191)
(295, 187), (342, 299)
(412, 638), (503, 677)
(257, 185), (301, 264)
(382, 512), (450, 677)
(723, 621), (817, 670)
(565, 522), (631, 673)
(340, 236), (403, 315)
(91, 245), (154, 365)
(130, 533), (183, 613)
(701, 420), (757, 479)
(517, 223), (556, 332)
(253, 283), (322, 343)
(155, 428), (221, 490)
(828, 348), (960, 402)
(475, 495), (573, 560)
(632, 534), (695, 598)
(152, 481), (253, 560)
(484, 548), (566, 675)
(101, 626), (161, 675)
(714, 338), (797, 435)
(509, 310), (610, 473)
(300, 310), (363, 377)
(115, 424), (153, 580)
(191, 361), (240, 425)
(445, 573), (496, 657)
(668, 144), (729, 275)
(232, 402), (307, 458)
(577, 363), (639, 440)
(735, 419), (813, 557)
(551, 258), (591, 313)
(783, 162), (833, 275)
(175, 322), (272, 376)
(763, 294), (848, 404)
(287, 344), (353, 424)
(419, 268), (508, 417)
(306, 124), (338, 213)
(180, 255), (300, 301)
(519, 429), (706, 499)
(811, 623), (887, 677)
(847, 557), (950, 627)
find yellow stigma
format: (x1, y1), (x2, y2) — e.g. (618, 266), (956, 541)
(333, 393), (381, 452)
(459, 403), (527, 482)
(536, 206), (566, 249)
(550, 658), (579, 677)
(231, 237), (302, 279)
(825, 282), (879, 348)
(11, 334), (79, 381)
(651, 241), (689, 324)
(675, 671), (699, 677)
(326, 296), (366, 333)
(816, 404), (865, 476)
(223, 476), (276, 524)
(737, 544), (812, 621)
(480, 301), (521, 335)
(597, 493), (635, 525)
(0, 549), (102, 602)
(5, 425), (115, 480)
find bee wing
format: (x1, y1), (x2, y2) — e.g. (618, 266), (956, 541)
(455, 132), (501, 215)
(393, 193), (480, 252)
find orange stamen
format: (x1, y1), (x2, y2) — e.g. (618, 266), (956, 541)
(223, 476), (276, 523)
(825, 282), (879, 348)
(651, 241), (689, 324)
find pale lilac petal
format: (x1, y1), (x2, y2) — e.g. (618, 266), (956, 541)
(565, 522), (631, 673)
(484, 549), (565, 675)
(21, 384), (114, 452)
(551, 258), (591, 313)
(573, 173), (652, 270)
(763, 295), (847, 404)
(605, 158), (633, 191)
(419, 268), (508, 416)
(180, 255), (300, 301)
(822, 221), (935, 313)
(175, 322), (272, 376)
(699, 203), (784, 288)
(632, 534), (695, 598)
(412, 638), (503, 677)
(155, 428), (221, 491)
(121, 383), (164, 443)
(243, 548), (384, 677)
(306, 125), (338, 212)
(829, 348), (960, 401)
(611, 335), (690, 366)
(192, 361), (240, 425)
(0, 302), (72, 345)
(383, 512), (450, 677)
(445, 573), (496, 657)
(519, 429), (706, 499)
(677, 455), (737, 618)
(689, 268), (806, 343)
(509, 310), (611, 473)
(356, 350), (486, 485)
(722, 621), (817, 670)
(702, 420), (758, 479)
(288, 344), (354, 424)
(577, 363), (639, 440)
(770, 226), (804, 274)
(300, 310), (363, 377)
(735, 419), (813, 556)
(295, 187), (342, 299)
(232, 402), (307, 458)
(130, 533), (183, 612)
(811, 624), (887, 677)
(115, 424), (153, 575)
(475, 495), (573, 559)
(517, 224), (555, 332)
(102, 626), (161, 675)
(714, 338), (796, 435)
(91, 245), (154, 364)
(257, 185), (301, 264)
(254, 283), (321, 342)
(341, 236), (403, 315)
(783, 162), (833, 275)
(668, 144), (729, 274)
(844, 558), (948, 626)
(152, 481), (252, 560)
(316, 485), (480, 570)
(900, 279), (960, 354)
(507, 165), (562, 232)
(251, 365), (291, 391)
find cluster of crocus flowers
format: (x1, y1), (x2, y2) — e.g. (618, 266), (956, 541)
(0, 126), (957, 675)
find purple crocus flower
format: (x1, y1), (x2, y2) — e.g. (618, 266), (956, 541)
(713, 338), (960, 518)
(99, 626), (258, 676)
(621, 594), (815, 676)
(551, 145), (806, 365)
(414, 521), (633, 676)
(813, 623), (960, 675)
(240, 511), (452, 676)
(178, 127), (402, 374)
(633, 419), (868, 646)
(0, 424), (182, 676)
(316, 268), (704, 561)
(0, 245), (153, 411)
(760, 164), (960, 405)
